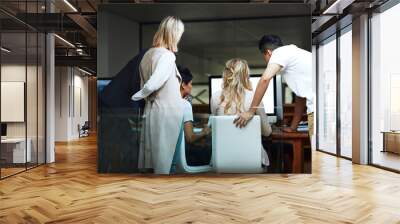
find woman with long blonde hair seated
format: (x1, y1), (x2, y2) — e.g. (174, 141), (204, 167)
(210, 58), (272, 166)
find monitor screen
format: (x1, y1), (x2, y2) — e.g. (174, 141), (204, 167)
(97, 79), (112, 92)
(1, 123), (7, 137)
(209, 75), (275, 114)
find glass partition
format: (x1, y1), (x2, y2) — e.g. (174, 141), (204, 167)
(0, 2), (46, 179)
(317, 35), (337, 155)
(1, 30), (28, 177)
(370, 3), (400, 171)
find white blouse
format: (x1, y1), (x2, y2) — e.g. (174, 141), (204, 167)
(210, 89), (272, 137)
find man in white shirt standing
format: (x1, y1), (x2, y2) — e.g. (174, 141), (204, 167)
(234, 35), (314, 138)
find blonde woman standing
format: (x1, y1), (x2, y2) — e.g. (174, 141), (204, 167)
(132, 16), (184, 174)
(210, 58), (272, 166)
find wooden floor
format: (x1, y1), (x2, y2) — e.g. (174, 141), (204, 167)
(1, 167), (26, 178)
(1, 136), (400, 223)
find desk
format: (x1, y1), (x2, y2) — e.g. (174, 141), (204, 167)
(271, 128), (310, 173)
(1, 138), (31, 164)
(382, 131), (400, 154)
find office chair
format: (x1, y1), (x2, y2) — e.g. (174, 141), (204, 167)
(175, 116), (265, 174)
(211, 115), (264, 173)
(175, 126), (212, 173)
(79, 121), (90, 138)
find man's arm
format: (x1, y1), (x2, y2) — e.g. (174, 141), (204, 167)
(184, 122), (210, 144)
(284, 96), (306, 132)
(234, 63), (282, 128)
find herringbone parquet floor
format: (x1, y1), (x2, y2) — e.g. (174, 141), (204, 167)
(1, 135), (400, 224)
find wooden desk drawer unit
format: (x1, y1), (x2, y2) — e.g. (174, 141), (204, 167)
(382, 132), (400, 154)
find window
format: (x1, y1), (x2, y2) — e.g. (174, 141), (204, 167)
(317, 35), (337, 155)
(370, 3), (400, 171)
(339, 27), (352, 158)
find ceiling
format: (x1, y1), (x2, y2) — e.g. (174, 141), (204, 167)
(1, 32), (45, 64)
(104, 3), (311, 23)
(0, 1), (97, 73)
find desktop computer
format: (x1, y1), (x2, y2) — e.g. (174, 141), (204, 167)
(208, 75), (282, 123)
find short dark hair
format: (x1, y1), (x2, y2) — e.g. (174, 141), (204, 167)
(258, 35), (283, 53)
(177, 65), (193, 85)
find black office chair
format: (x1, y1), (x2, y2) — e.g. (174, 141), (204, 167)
(78, 121), (90, 138)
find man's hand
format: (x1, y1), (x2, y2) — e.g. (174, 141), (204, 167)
(283, 126), (296, 133)
(234, 111), (255, 128)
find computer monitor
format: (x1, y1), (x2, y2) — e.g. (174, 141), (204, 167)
(97, 79), (113, 92)
(1, 123), (7, 137)
(208, 75), (276, 115)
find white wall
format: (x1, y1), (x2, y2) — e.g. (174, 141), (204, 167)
(71, 73), (89, 138)
(55, 67), (69, 141)
(1, 65), (26, 130)
(55, 67), (89, 141)
(1, 65), (39, 138)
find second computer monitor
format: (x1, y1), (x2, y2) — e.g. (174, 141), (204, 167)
(209, 75), (276, 115)
(1, 123), (7, 137)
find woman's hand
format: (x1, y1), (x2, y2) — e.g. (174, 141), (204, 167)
(234, 110), (255, 128)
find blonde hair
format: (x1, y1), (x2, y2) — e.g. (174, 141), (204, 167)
(152, 16), (184, 52)
(220, 58), (252, 114)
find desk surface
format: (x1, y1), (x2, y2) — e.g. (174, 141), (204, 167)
(1, 138), (27, 143)
(381, 131), (400, 134)
(271, 127), (309, 139)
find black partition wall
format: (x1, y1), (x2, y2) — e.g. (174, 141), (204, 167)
(0, 1), (47, 179)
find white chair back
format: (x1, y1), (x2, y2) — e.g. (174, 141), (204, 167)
(211, 115), (263, 173)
